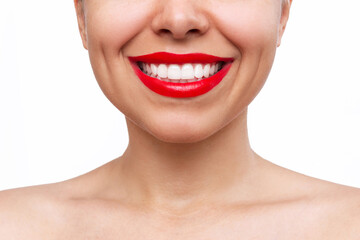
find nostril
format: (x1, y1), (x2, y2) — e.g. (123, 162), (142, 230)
(188, 29), (199, 34)
(159, 29), (171, 35)
(158, 28), (201, 38)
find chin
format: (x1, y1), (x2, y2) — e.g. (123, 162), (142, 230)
(144, 114), (219, 144)
(151, 129), (210, 144)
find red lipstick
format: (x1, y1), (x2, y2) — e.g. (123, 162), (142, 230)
(128, 52), (234, 98)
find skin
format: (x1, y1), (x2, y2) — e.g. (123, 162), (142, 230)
(1, 0), (360, 239)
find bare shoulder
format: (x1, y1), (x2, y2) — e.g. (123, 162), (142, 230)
(317, 182), (360, 239)
(0, 164), (115, 239)
(295, 181), (360, 239)
(0, 182), (73, 239)
(279, 164), (360, 238)
(262, 159), (360, 238)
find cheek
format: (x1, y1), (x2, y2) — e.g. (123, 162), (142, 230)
(85, 1), (154, 55)
(83, 1), (155, 112)
(209, 2), (280, 115)
(210, 1), (280, 51)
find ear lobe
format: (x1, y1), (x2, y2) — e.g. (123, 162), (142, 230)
(74, 0), (88, 50)
(277, 0), (292, 47)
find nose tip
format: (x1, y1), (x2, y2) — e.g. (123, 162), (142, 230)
(151, 1), (210, 40)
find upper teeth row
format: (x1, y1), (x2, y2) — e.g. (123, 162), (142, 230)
(139, 62), (222, 82)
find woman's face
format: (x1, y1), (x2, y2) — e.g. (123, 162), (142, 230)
(76, 0), (290, 143)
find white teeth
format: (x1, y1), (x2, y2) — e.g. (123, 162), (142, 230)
(146, 64), (151, 75)
(203, 64), (210, 78)
(168, 64), (182, 80)
(150, 64), (157, 76)
(140, 62), (145, 72)
(210, 64), (215, 75)
(194, 64), (204, 79)
(181, 64), (195, 80)
(216, 63), (221, 72)
(157, 64), (167, 78)
(139, 62), (223, 82)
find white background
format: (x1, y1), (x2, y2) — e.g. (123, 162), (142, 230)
(0, 0), (359, 191)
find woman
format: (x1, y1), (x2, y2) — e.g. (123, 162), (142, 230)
(1, 0), (359, 238)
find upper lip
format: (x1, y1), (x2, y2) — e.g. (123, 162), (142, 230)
(128, 52), (234, 64)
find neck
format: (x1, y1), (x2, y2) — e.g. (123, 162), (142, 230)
(116, 109), (258, 211)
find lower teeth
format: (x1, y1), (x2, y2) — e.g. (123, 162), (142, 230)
(155, 77), (204, 83)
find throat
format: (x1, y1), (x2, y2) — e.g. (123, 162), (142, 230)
(113, 113), (255, 209)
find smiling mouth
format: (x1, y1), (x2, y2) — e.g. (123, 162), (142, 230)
(128, 52), (234, 98)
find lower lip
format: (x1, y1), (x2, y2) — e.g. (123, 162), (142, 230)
(130, 63), (232, 98)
